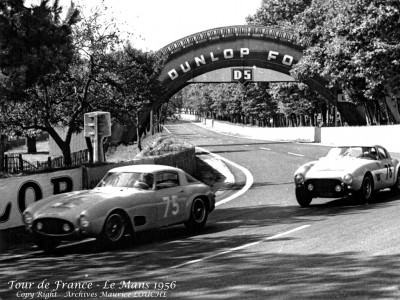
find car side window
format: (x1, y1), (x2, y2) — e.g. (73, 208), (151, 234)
(377, 147), (388, 160)
(133, 173), (154, 190)
(361, 147), (378, 160)
(155, 171), (180, 189)
(186, 173), (199, 184)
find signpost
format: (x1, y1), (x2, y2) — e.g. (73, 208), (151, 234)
(84, 112), (111, 163)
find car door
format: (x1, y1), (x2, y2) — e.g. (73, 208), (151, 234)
(154, 171), (188, 226)
(361, 147), (383, 189)
(125, 189), (159, 231)
(377, 146), (395, 187)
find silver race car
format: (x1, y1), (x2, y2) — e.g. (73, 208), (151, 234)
(294, 145), (400, 207)
(23, 164), (215, 252)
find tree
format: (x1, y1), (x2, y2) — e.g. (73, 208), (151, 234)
(241, 83), (278, 126)
(246, 0), (311, 27)
(0, 0), (79, 95)
(292, 0), (400, 123)
(168, 90), (184, 116)
(98, 45), (165, 150)
(246, 0), (321, 127)
(270, 82), (327, 126)
(179, 83), (247, 123)
(209, 84), (233, 120)
(0, 3), (123, 165)
(0, 0), (78, 170)
(179, 84), (215, 118)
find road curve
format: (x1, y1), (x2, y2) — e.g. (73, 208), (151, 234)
(1, 121), (400, 300)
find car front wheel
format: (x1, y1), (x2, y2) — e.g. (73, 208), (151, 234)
(358, 174), (374, 203)
(295, 186), (312, 207)
(391, 169), (400, 194)
(98, 212), (127, 245)
(185, 197), (208, 232)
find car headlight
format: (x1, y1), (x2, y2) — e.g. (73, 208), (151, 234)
(62, 223), (71, 232)
(79, 215), (90, 228)
(36, 222), (43, 231)
(23, 212), (33, 225)
(294, 173), (305, 184)
(343, 174), (353, 185)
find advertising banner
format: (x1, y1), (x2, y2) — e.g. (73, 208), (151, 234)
(0, 168), (82, 230)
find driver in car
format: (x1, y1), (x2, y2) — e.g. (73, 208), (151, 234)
(134, 173), (154, 189)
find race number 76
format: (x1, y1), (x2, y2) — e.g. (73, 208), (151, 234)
(162, 195), (179, 218)
(384, 164), (393, 179)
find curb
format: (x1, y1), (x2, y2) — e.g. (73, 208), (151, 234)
(196, 146), (253, 207)
(196, 152), (235, 185)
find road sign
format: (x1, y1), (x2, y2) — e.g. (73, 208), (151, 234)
(232, 68), (253, 83)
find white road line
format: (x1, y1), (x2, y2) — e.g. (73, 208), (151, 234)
(260, 147), (271, 151)
(170, 225), (310, 269)
(288, 152), (304, 157)
(196, 146), (254, 207)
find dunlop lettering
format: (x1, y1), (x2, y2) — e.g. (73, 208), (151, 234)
(167, 47), (295, 81)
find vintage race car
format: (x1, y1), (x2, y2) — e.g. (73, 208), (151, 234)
(23, 164), (215, 252)
(294, 145), (400, 207)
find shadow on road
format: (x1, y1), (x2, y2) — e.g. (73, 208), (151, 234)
(1, 225), (400, 299)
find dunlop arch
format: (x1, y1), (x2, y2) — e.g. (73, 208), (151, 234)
(157, 25), (336, 103)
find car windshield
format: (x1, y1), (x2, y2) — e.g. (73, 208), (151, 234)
(97, 172), (154, 188)
(325, 146), (377, 160)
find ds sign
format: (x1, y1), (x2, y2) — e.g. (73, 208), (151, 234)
(232, 68), (253, 83)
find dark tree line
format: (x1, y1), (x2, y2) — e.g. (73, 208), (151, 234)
(173, 82), (330, 127)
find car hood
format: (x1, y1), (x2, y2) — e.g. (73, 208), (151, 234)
(306, 157), (372, 178)
(28, 187), (139, 220)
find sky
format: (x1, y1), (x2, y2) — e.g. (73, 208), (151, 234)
(55, 0), (262, 51)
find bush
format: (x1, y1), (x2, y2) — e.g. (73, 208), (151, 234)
(136, 135), (193, 157)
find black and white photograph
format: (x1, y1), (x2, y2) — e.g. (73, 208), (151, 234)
(1, 0), (400, 299)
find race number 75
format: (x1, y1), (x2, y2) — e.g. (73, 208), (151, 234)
(162, 195), (179, 218)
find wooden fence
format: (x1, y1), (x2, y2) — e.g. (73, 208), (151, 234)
(2, 149), (89, 174)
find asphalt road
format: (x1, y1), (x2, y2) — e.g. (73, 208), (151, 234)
(2, 121), (400, 300)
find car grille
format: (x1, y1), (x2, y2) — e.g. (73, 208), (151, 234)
(306, 179), (343, 194)
(33, 218), (74, 235)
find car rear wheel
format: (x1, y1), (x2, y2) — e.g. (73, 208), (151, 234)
(99, 212), (127, 244)
(295, 187), (312, 207)
(358, 174), (374, 203)
(185, 197), (208, 232)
